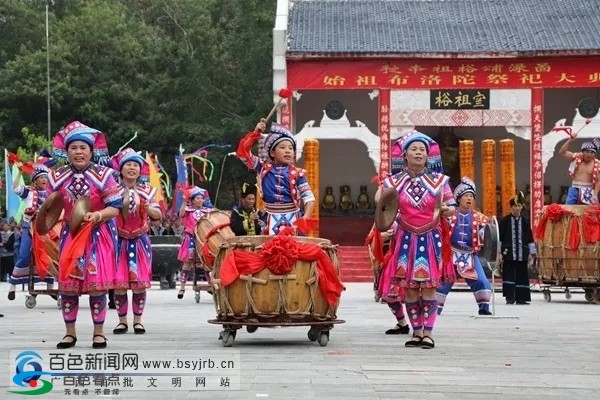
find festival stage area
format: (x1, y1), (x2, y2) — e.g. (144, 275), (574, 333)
(1, 282), (598, 399)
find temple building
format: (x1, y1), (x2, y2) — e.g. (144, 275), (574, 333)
(272, 0), (600, 245)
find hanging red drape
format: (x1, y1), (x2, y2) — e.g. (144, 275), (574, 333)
(32, 229), (51, 280)
(58, 223), (94, 280)
(219, 234), (344, 307)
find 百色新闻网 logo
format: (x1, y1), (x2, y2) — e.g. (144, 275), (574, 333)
(9, 351), (54, 395)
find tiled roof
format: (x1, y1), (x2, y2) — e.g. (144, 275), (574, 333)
(288, 0), (600, 55)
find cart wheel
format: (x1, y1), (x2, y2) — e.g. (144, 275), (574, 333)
(25, 296), (37, 309)
(584, 290), (595, 302)
(222, 331), (235, 347)
(195, 292), (200, 303)
(318, 332), (329, 347)
(564, 289), (572, 300)
(308, 327), (319, 342)
(246, 326), (258, 334)
(543, 290), (551, 302)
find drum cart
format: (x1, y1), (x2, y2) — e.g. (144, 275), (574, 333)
(209, 319), (345, 347)
(207, 236), (345, 347)
(535, 205), (600, 304)
(25, 262), (60, 309)
(192, 256), (212, 304)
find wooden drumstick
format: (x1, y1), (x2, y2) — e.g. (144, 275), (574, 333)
(264, 88), (293, 124)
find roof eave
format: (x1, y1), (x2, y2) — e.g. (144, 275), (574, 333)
(286, 49), (600, 61)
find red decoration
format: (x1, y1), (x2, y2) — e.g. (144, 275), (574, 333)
(59, 223), (94, 280)
(20, 161), (35, 175)
(7, 152), (20, 165)
(202, 242), (215, 269)
(219, 234), (345, 307)
(293, 217), (318, 235)
(236, 131), (262, 169)
(583, 205), (600, 243)
(439, 218), (455, 284)
(32, 229), (51, 280)
(278, 88), (292, 98)
(535, 204), (571, 241)
(364, 228), (385, 264)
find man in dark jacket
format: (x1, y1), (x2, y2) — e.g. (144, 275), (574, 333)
(498, 192), (535, 304)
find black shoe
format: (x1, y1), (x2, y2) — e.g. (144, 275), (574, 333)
(108, 301), (116, 310)
(133, 323), (146, 334)
(421, 336), (435, 349)
(405, 335), (424, 347)
(57, 334), (77, 349)
(177, 290), (184, 299)
(385, 324), (410, 335)
(92, 335), (107, 349)
(506, 299), (515, 305)
(7, 291), (15, 301)
(112, 323), (128, 334)
(478, 309), (493, 315)
(516, 301), (530, 305)
(0, 313), (3, 318)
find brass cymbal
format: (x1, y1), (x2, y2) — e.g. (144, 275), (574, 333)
(70, 196), (92, 235)
(375, 187), (398, 232)
(35, 192), (65, 235)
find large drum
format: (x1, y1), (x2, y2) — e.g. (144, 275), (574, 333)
(211, 236), (341, 323)
(195, 210), (235, 268)
(536, 205), (600, 283)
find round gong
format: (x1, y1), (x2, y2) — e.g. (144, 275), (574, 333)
(36, 192), (64, 235)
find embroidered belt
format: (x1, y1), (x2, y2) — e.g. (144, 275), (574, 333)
(451, 246), (475, 254)
(264, 202), (298, 214)
(397, 217), (440, 235)
(118, 226), (148, 239)
(571, 182), (592, 189)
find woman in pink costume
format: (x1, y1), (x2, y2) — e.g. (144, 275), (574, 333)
(50, 121), (123, 349)
(376, 131), (456, 349)
(111, 148), (162, 335)
(177, 186), (213, 299)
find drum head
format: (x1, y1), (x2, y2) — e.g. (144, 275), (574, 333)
(578, 98), (600, 119)
(36, 192), (64, 235)
(375, 188), (398, 232)
(478, 223), (499, 263)
(70, 196), (92, 235)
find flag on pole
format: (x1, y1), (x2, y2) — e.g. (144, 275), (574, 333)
(146, 151), (167, 213)
(169, 145), (187, 218)
(4, 149), (25, 223)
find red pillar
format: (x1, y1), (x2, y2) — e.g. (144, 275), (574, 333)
(379, 89), (391, 178)
(530, 88), (544, 228)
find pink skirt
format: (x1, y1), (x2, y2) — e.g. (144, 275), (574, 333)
(114, 234), (152, 290)
(59, 221), (117, 294)
(379, 227), (443, 298)
(177, 233), (196, 262)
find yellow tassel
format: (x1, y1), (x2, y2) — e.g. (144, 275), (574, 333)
(303, 139), (320, 237)
(481, 140), (497, 217)
(499, 139), (516, 216)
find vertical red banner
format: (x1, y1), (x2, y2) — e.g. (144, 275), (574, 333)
(530, 88), (544, 228)
(280, 97), (292, 131)
(379, 89), (391, 178)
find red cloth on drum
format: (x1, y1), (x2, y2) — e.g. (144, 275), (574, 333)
(59, 223), (94, 280)
(583, 205), (600, 243)
(219, 235), (345, 306)
(33, 228), (52, 280)
(202, 242), (215, 268)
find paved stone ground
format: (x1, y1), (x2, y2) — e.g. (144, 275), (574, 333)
(1, 281), (599, 400)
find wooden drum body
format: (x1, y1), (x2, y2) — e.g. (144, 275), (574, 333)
(536, 205), (600, 284)
(195, 210), (235, 269)
(211, 236), (341, 323)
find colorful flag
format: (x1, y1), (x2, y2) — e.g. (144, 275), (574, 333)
(146, 151), (167, 213)
(4, 149), (25, 223)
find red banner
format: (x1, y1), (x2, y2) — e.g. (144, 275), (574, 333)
(531, 88), (544, 228)
(379, 89), (390, 178)
(289, 58), (600, 89)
